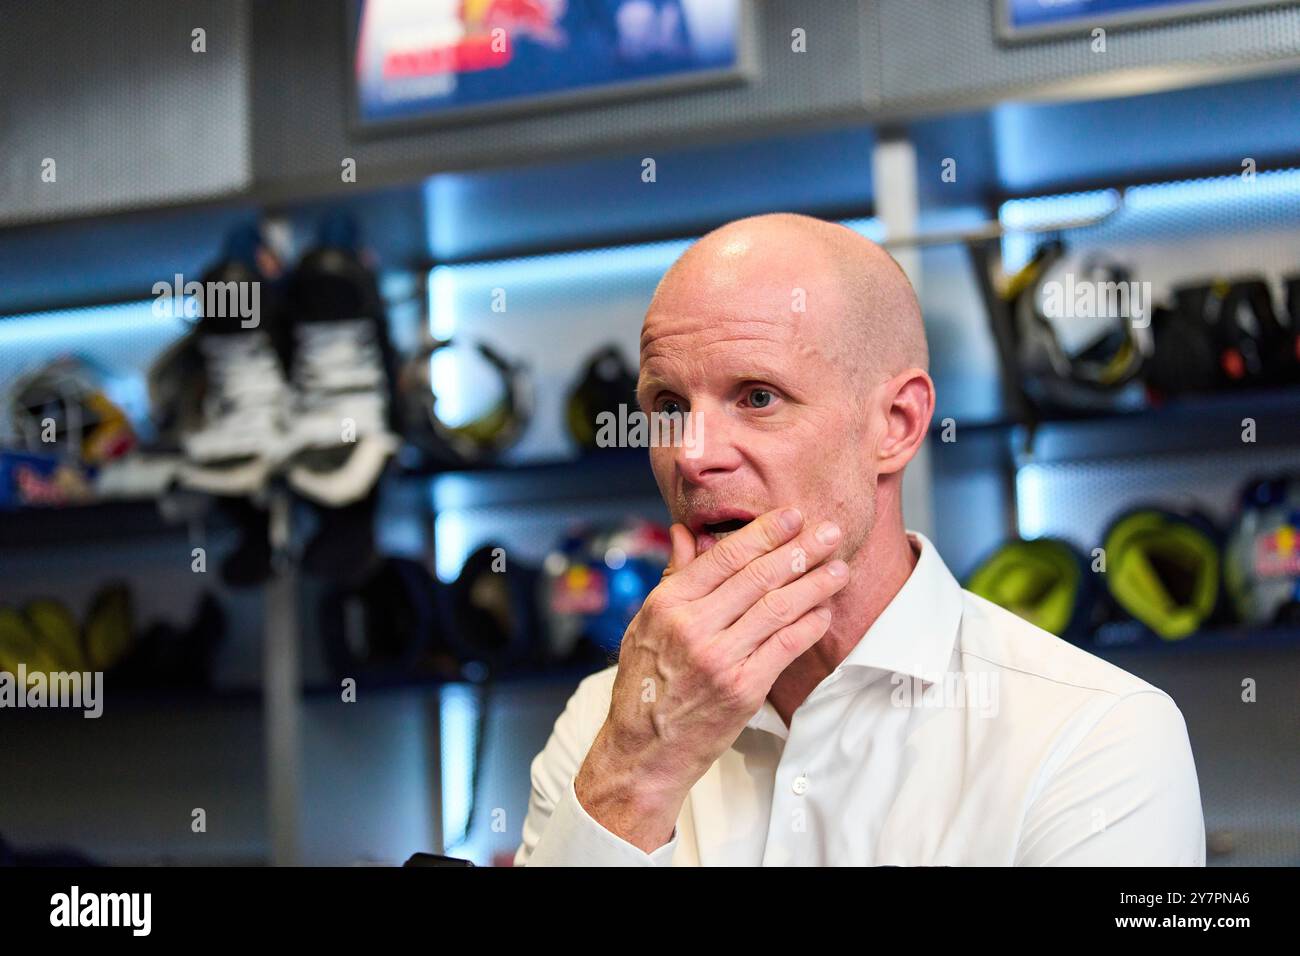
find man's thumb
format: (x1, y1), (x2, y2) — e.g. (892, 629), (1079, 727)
(663, 523), (696, 577)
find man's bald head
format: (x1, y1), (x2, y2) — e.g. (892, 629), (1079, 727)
(639, 211), (937, 569)
(648, 212), (928, 386)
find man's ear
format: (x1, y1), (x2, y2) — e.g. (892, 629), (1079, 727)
(875, 368), (935, 476)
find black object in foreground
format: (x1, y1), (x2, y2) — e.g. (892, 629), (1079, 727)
(403, 853), (475, 867)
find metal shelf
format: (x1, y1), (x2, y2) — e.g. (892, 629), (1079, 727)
(0, 499), (180, 549)
(2, 662), (604, 718)
(413, 448), (660, 511)
(1016, 387), (1300, 463)
(1089, 625), (1300, 661)
(924, 386), (1300, 463)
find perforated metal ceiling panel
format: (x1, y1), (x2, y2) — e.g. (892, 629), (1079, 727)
(873, 0), (1300, 114)
(0, 0), (251, 227)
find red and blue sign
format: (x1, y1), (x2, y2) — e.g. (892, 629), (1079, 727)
(352, 0), (746, 128)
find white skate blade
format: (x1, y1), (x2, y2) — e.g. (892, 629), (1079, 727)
(178, 456), (272, 496)
(287, 433), (396, 507)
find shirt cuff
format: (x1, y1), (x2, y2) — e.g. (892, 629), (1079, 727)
(527, 777), (679, 867)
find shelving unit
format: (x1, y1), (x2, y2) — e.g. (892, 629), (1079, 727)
(9, 376), (1300, 538)
(1089, 625), (1300, 659)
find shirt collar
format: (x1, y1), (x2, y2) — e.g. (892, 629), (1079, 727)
(836, 530), (964, 687)
(745, 531), (964, 735)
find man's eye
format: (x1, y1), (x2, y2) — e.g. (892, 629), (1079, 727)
(745, 388), (776, 409)
(657, 398), (685, 415)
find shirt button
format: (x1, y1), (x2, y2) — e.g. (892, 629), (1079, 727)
(792, 775), (809, 796)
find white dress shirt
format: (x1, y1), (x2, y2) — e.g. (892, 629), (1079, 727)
(515, 532), (1206, 866)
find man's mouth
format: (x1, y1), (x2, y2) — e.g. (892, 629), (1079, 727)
(690, 512), (758, 554)
(702, 518), (751, 540)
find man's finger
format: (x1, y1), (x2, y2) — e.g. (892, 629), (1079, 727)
(668, 507), (804, 599)
(741, 604), (835, 689)
(693, 520), (842, 633)
(720, 558), (849, 659)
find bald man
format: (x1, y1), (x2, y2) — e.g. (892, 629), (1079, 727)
(515, 213), (1205, 866)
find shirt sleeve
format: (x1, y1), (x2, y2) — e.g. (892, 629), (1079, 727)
(514, 670), (680, 867)
(1014, 690), (1206, 866)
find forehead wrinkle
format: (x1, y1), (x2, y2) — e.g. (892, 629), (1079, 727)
(640, 332), (802, 387)
(639, 309), (799, 356)
(641, 303), (839, 362)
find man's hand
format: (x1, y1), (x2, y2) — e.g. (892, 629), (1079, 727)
(573, 507), (849, 852)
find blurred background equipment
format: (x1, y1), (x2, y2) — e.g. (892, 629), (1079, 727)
(398, 337), (531, 469)
(281, 214), (400, 509)
(1225, 475), (1300, 628)
(1147, 277), (1300, 400)
(992, 245), (1300, 415)
(82, 582), (135, 673)
(319, 556), (444, 682)
(176, 223), (289, 498)
(444, 543), (543, 675)
(8, 357), (137, 466)
(0, 582), (225, 689)
(542, 519), (671, 657)
(2, 357), (137, 509)
(1100, 508), (1224, 642)
(1146, 283), (1231, 400)
(1008, 241), (1150, 413)
(0, 604), (71, 680)
(1210, 278), (1295, 388)
(565, 345), (641, 452)
(964, 537), (1098, 642)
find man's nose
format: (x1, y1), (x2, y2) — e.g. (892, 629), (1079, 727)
(671, 407), (742, 486)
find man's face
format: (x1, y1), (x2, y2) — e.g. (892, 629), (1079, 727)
(637, 240), (880, 560)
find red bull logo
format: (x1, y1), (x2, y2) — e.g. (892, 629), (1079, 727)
(381, 0), (565, 79)
(1255, 523), (1300, 578)
(550, 564), (608, 615)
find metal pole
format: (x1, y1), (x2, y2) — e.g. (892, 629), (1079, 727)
(263, 487), (301, 865)
(872, 132), (935, 542)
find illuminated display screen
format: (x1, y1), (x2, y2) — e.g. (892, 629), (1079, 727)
(999, 0), (1291, 39)
(352, 0), (749, 129)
